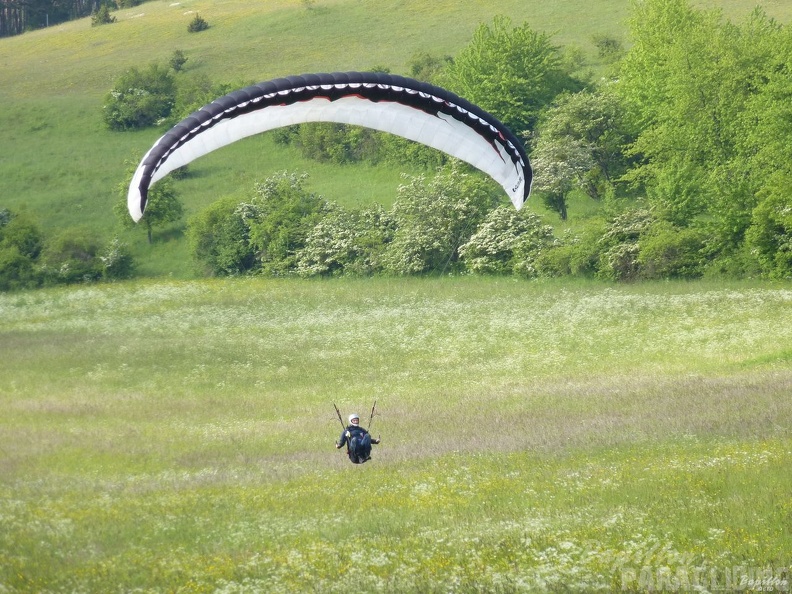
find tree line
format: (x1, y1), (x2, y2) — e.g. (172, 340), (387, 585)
(0, 0), (144, 36)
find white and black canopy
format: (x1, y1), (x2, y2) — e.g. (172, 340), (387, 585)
(128, 71), (532, 222)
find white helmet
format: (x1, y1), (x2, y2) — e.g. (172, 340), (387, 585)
(349, 413), (360, 424)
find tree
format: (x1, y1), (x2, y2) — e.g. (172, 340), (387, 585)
(444, 15), (583, 136)
(532, 88), (632, 202)
(39, 227), (103, 284)
(744, 180), (792, 279)
(0, 209), (43, 290)
(407, 51), (452, 84)
(116, 176), (183, 244)
(637, 221), (706, 279)
(592, 34), (625, 64)
(187, 13), (208, 33)
(188, 197), (256, 276)
(98, 237), (135, 280)
(530, 134), (594, 220)
(246, 171), (327, 275)
(459, 205), (556, 276)
(617, 0), (791, 252)
(382, 164), (500, 275)
(169, 49), (188, 72)
(595, 208), (654, 281)
(103, 63), (176, 130)
(296, 203), (394, 277)
(91, 4), (115, 26)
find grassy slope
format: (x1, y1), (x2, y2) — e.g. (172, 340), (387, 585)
(2, 0), (789, 276)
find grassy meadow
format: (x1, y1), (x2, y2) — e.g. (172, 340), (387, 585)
(1, 277), (791, 592)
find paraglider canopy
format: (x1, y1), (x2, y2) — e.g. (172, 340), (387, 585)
(127, 71), (532, 222)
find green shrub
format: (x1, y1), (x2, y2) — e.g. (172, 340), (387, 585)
(637, 221), (706, 279)
(99, 237), (135, 280)
(169, 50), (188, 72)
(187, 14), (209, 33)
(0, 246), (38, 291)
(39, 228), (103, 284)
(744, 189), (792, 279)
(103, 63), (176, 130)
(596, 208), (653, 281)
(189, 172), (327, 276)
(381, 165), (500, 275)
(188, 197), (257, 276)
(459, 205), (555, 276)
(296, 204), (394, 277)
(591, 34), (624, 63)
(0, 210), (43, 291)
(0, 209), (42, 260)
(247, 172), (328, 275)
(91, 5), (116, 26)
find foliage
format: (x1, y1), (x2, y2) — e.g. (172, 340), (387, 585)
(744, 182), (792, 279)
(530, 135), (594, 221)
(103, 63), (176, 130)
(591, 34), (625, 63)
(288, 123), (373, 164)
(188, 172), (327, 276)
(637, 220), (706, 279)
(275, 122), (448, 171)
(9, 0), (792, 284)
(39, 227), (102, 283)
(588, 207), (708, 281)
(187, 13), (209, 33)
(595, 208), (654, 281)
(616, 0), (792, 259)
(116, 175), (183, 244)
(169, 49), (188, 72)
(407, 51), (452, 83)
(90, 4), (116, 26)
(0, 209), (42, 291)
(444, 15), (584, 135)
(534, 225), (604, 278)
(98, 236), (135, 279)
(188, 172), (336, 276)
(532, 88), (633, 203)
(0, 209), (133, 290)
(247, 172), (329, 275)
(296, 204), (394, 277)
(168, 75), (240, 124)
(459, 206), (556, 276)
(188, 196), (256, 276)
(381, 165), (500, 275)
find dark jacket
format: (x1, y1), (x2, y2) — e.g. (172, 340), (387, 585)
(337, 424), (374, 448)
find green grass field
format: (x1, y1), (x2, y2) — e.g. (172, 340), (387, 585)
(1, 277), (790, 591)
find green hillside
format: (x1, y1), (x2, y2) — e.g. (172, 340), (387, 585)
(1, 0), (789, 277)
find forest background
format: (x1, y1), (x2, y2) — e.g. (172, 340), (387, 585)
(2, 0), (792, 290)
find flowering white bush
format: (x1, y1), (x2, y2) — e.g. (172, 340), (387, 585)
(296, 204), (394, 277)
(381, 164), (500, 275)
(459, 205), (556, 276)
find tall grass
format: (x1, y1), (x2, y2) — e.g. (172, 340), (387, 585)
(1, 277), (790, 591)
